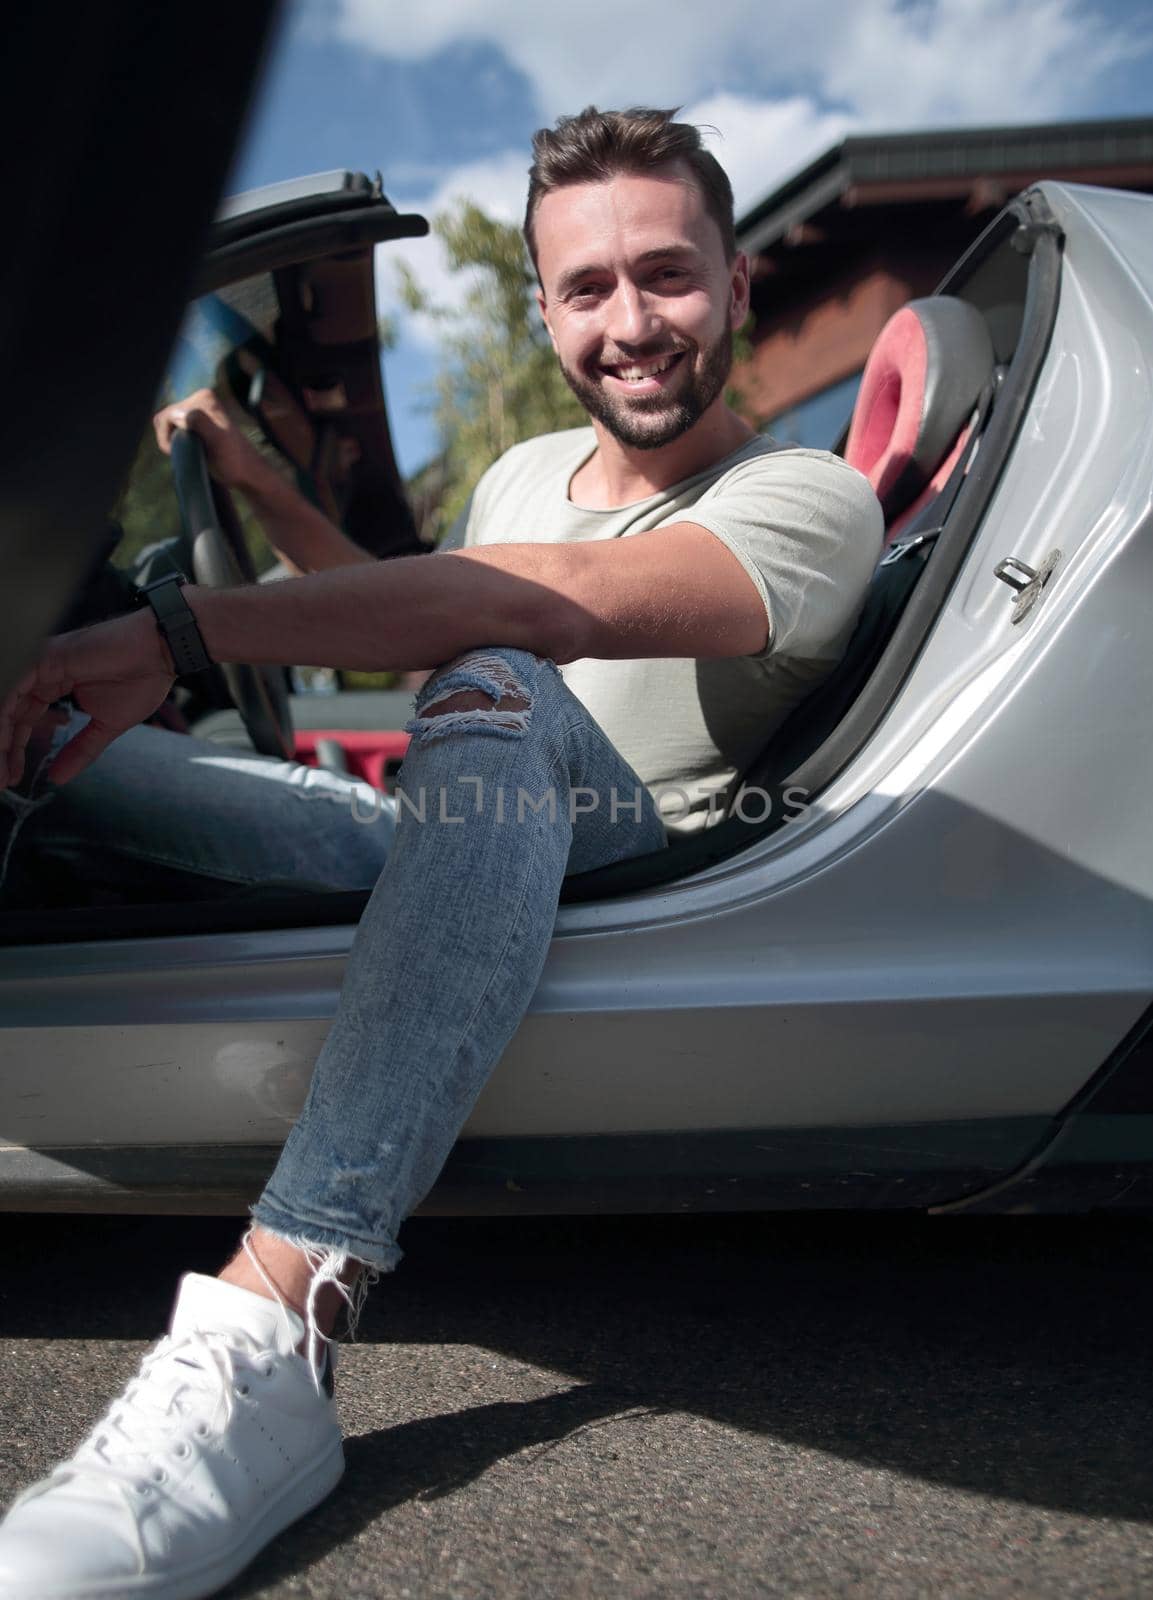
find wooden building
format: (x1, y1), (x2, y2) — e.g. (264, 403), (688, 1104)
(734, 116), (1153, 445)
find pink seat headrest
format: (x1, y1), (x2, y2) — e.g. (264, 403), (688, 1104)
(845, 297), (994, 524)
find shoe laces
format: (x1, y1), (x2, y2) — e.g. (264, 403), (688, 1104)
(12, 1329), (280, 1565)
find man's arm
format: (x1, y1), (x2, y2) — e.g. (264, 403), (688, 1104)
(153, 390), (375, 575)
(184, 523), (769, 671)
(0, 525), (766, 787)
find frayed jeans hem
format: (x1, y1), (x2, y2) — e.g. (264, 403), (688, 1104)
(249, 1201), (404, 1277)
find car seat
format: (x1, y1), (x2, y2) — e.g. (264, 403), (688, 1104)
(843, 296), (995, 540)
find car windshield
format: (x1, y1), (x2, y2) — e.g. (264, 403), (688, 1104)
(112, 272), (315, 577)
(169, 279), (279, 395)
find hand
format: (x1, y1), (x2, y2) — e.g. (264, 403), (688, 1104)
(153, 388), (273, 494)
(0, 611), (175, 789)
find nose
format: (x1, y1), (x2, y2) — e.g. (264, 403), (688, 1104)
(605, 281), (663, 347)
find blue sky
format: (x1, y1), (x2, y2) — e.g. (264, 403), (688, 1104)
(229, 0), (1153, 475)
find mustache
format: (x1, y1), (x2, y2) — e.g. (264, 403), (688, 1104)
(597, 343), (690, 366)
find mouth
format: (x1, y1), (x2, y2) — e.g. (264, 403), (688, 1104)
(598, 350), (686, 392)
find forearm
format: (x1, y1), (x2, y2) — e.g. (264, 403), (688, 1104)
(183, 545), (584, 673)
(239, 463), (375, 574)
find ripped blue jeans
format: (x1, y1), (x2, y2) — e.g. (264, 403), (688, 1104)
(7, 649), (667, 1281)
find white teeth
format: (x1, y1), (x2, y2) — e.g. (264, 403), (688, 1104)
(610, 354), (678, 381)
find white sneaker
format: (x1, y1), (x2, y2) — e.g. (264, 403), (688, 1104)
(0, 1273), (344, 1600)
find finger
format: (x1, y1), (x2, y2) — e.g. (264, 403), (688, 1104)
(154, 401), (203, 453)
(0, 702), (34, 788)
(156, 399), (197, 454)
(0, 677), (61, 788)
(3, 705), (70, 789)
(177, 403), (222, 443)
(0, 695), (17, 786)
(45, 719), (118, 786)
(0, 721), (18, 788)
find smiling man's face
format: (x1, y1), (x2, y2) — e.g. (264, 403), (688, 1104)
(534, 163), (750, 451)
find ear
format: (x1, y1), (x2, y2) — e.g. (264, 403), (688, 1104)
(536, 286), (560, 355)
(729, 250), (751, 331)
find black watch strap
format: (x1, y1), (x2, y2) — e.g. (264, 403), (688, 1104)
(136, 575), (213, 676)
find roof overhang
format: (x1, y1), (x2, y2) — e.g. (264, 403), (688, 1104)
(737, 116), (1153, 256)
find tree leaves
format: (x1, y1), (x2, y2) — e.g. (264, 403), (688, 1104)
(403, 202), (585, 543)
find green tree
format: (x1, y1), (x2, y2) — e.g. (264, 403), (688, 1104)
(398, 202), (585, 541)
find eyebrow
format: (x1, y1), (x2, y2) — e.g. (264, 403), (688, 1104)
(554, 244), (700, 299)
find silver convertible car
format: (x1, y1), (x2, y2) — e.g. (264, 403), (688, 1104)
(1, 156), (1151, 1220)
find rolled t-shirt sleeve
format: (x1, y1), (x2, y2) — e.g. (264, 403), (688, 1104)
(678, 448), (883, 663)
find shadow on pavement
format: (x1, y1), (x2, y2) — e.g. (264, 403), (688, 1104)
(223, 1385), (658, 1597)
(4, 1209), (1152, 1588)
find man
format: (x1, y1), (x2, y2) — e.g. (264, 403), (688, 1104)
(0, 107), (881, 1598)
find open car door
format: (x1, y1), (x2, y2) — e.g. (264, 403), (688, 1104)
(0, 4), (281, 702)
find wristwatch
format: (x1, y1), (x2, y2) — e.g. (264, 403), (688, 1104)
(134, 574), (213, 676)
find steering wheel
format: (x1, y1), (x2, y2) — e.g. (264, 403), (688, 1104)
(169, 428), (295, 761)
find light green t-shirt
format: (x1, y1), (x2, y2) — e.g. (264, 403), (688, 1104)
(451, 428), (882, 833)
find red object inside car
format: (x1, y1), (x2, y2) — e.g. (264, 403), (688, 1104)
(844, 296), (994, 542)
(292, 729), (409, 790)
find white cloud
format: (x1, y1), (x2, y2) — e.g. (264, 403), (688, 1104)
(376, 150), (531, 347)
(322, 0), (1139, 130)
(329, 0), (760, 116)
(821, 0), (1133, 126)
(682, 94), (859, 218)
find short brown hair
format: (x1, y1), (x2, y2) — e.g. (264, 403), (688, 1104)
(524, 106), (737, 275)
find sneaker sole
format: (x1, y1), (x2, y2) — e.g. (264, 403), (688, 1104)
(8, 1439), (345, 1600)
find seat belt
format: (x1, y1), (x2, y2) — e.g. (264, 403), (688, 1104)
(878, 375), (998, 569)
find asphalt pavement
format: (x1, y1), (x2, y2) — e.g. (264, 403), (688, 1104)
(2, 1211), (1152, 1598)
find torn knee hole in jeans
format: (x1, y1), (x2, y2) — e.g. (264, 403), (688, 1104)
(406, 651), (533, 744)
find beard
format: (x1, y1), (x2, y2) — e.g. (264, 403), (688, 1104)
(560, 324), (733, 451)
